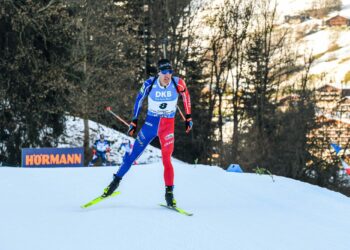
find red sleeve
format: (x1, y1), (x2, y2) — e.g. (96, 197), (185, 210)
(177, 78), (191, 115)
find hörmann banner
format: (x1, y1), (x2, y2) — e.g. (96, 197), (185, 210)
(21, 148), (84, 168)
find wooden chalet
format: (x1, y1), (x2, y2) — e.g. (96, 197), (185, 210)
(325, 15), (350, 27)
(311, 115), (350, 151)
(315, 84), (342, 113)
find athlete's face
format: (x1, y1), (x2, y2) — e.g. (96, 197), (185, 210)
(159, 69), (173, 86)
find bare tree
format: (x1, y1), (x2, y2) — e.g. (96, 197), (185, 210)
(224, 0), (254, 162)
(240, 0), (295, 170)
(68, 0), (141, 162)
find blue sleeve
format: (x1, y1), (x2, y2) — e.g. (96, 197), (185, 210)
(132, 78), (154, 119)
(93, 140), (98, 149)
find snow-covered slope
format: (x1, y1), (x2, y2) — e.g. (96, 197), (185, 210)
(193, 0), (350, 87)
(290, 0), (350, 86)
(58, 116), (162, 165)
(1, 164), (350, 250)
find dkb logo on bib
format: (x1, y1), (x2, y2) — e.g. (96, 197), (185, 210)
(155, 91), (172, 98)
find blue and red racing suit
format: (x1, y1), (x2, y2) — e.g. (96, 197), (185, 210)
(115, 76), (191, 186)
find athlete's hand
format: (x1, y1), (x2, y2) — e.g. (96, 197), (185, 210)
(128, 119), (138, 136)
(185, 114), (193, 133)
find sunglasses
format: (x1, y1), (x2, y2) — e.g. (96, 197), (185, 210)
(160, 69), (173, 74)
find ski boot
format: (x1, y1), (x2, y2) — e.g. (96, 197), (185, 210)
(165, 186), (177, 207)
(102, 174), (122, 197)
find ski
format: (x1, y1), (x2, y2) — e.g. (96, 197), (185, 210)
(81, 191), (121, 208)
(159, 204), (193, 216)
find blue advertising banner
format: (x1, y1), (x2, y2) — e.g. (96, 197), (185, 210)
(21, 148), (84, 168)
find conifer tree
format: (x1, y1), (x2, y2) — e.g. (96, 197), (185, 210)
(0, 0), (77, 164)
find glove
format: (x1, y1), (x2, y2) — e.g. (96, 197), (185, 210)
(106, 148), (111, 153)
(185, 114), (193, 133)
(92, 149), (96, 155)
(127, 119), (138, 136)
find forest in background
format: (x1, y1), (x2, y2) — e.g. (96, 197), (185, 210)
(0, 0), (349, 195)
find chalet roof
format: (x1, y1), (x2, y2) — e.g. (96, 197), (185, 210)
(316, 84), (341, 92)
(326, 14), (350, 21)
(316, 115), (350, 126)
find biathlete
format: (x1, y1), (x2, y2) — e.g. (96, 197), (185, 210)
(102, 59), (193, 207)
(88, 134), (111, 166)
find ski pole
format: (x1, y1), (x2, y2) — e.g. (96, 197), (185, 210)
(176, 105), (186, 121)
(105, 107), (129, 127)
